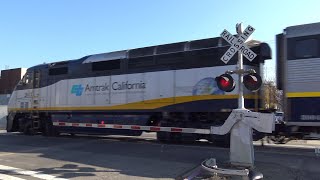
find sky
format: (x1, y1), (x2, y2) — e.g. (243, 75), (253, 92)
(0, 0), (319, 80)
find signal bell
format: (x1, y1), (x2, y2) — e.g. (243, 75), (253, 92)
(215, 74), (236, 92)
(243, 73), (262, 92)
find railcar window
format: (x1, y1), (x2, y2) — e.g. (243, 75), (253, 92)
(189, 38), (222, 50)
(155, 52), (185, 65)
(129, 47), (155, 58)
(294, 39), (318, 59)
(156, 43), (185, 54)
(92, 59), (121, 71)
(128, 56), (155, 68)
(49, 67), (68, 75)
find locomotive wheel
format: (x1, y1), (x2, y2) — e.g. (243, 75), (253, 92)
(269, 135), (289, 144)
(43, 121), (52, 136)
(18, 118), (26, 132)
(156, 131), (170, 142)
(43, 120), (59, 137)
(180, 133), (197, 143)
(23, 121), (35, 135)
(169, 132), (182, 143)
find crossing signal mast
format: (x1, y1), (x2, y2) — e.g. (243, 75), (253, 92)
(193, 23), (274, 180)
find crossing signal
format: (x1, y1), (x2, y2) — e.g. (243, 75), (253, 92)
(243, 73), (262, 92)
(215, 74), (236, 92)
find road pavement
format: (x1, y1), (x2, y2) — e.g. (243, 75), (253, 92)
(0, 132), (319, 180)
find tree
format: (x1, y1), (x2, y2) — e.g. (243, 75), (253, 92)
(262, 80), (283, 111)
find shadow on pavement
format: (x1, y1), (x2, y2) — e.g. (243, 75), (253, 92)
(36, 164), (120, 179)
(0, 133), (229, 179)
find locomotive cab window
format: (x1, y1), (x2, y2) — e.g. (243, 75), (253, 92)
(20, 73), (31, 85)
(21, 75), (27, 85)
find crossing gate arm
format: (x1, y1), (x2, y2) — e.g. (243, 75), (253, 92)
(53, 109), (274, 135)
(52, 122), (211, 134)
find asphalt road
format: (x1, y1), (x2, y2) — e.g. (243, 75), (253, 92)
(0, 132), (319, 180)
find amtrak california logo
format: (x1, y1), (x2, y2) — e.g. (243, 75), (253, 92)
(71, 85), (84, 96)
(71, 81), (146, 96)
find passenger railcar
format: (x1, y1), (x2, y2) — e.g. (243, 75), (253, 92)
(276, 22), (320, 139)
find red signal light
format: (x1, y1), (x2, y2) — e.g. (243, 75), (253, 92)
(243, 73), (262, 92)
(215, 74), (236, 92)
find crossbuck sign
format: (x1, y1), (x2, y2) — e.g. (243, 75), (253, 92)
(220, 25), (257, 64)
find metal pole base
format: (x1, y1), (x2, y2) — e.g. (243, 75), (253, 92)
(176, 158), (263, 180)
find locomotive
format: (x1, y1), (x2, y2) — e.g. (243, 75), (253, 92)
(6, 36), (271, 143)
